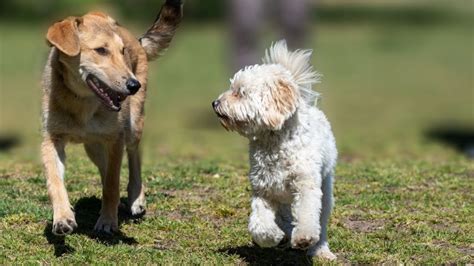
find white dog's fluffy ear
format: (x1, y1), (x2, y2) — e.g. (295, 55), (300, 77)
(263, 40), (320, 105)
(264, 79), (298, 130)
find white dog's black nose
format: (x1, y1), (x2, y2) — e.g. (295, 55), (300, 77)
(126, 78), (141, 95)
(212, 100), (220, 110)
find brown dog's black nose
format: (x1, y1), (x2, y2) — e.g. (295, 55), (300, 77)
(212, 100), (220, 110)
(126, 78), (141, 95)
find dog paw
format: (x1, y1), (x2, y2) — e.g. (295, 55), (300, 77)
(52, 217), (77, 236)
(250, 225), (286, 248)
(291, 228), (319, 250)
(311, 244), (337, 260)
(94, 215), (118, 234)
(128, 194), (146, 216)
(252, 233), (285, 248)
(316, 249), (337, 260)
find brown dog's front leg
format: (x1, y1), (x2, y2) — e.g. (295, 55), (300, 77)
(42, 137), (77, 235)
(94, 136), (124, 234)
(127, 145), (146, 216)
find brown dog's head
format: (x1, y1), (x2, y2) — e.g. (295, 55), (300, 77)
(46, 12), (141, 111)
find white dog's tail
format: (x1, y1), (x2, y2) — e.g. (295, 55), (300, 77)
(263, 40), (321, 105)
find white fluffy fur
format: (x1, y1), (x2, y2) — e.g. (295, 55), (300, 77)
(214, 40), (337, 260)
(263, 40), (321, 105)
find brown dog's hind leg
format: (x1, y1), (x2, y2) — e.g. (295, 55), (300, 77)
(94, 136), (123, 234)
(42, 137), (77, 235)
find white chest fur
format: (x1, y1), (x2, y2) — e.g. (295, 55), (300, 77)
(247, 107), (336, 203)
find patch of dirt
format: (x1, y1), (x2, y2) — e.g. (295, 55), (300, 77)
(432, 240), (474, 256)
(0, 166), (39, 179)
(157, 189), (179, 198)
(152, 209), (187, 221)
(153, 186), (233, 223)
(0, 173), (12, 179)
(338, 153), (362, 163)
(430, 222), (461, 234)
(153, 237), (177, 251)
(343, 217), (385, 233)
(457, 245), (474, 256)
(466, 170), (474, 178)
(159, 186), (216, 201)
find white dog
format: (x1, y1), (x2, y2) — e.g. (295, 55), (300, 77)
(212, 40), (337, 260)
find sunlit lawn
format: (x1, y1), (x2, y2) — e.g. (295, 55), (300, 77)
(0, 8), (472, 264)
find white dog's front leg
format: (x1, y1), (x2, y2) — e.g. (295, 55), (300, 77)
(249, 196), (285, 247)
(291, 178), (322, 250)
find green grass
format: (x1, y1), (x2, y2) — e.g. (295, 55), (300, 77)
(0, 6), (473, 264)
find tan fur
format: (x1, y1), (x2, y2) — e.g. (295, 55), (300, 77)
(46, 17), (82, 56)
(42, 2), (182, 235)
(266, 80), (298, 129)
(274, 80), (297, 115)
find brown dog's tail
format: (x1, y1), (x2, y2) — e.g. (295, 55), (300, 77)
(139, 0), (183, 61)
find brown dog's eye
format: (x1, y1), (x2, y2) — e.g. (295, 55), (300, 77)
(94, 47), (108, 55)
(121, 47), (126, 55)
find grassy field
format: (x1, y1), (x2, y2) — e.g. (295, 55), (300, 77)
(0, 5), (473, 264)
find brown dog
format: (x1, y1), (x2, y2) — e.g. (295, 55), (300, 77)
(41, 0), (182, 235)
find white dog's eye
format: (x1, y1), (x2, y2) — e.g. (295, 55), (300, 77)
(232, 90), (241, 98)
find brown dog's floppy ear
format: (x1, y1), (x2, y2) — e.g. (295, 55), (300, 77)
(264, 80), (299, 130)
(46, 17), (81, 56)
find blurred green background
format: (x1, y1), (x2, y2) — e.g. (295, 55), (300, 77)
(0, 0), (472, 163)
(0, 0), (473, 264)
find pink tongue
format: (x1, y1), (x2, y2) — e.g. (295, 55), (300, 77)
(87, 76), (124, 111)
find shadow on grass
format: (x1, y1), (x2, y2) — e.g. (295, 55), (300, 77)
(0, 135), (20, 152)
(219, 245), (312, 265)
(426, 125), (474, 158)
(44, 196), (143, 257)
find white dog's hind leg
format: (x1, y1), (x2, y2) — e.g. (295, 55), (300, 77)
(291, 178), (322, 250)
(249, 196), (286, 247)
(308, 174), (336, 260)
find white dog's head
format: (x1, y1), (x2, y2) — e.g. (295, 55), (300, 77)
(213, 40), (321, 137)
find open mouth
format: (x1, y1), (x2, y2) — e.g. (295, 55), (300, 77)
(86, 74), (127, 112)
(214, 112), (231, 131)
(216, 112), (228, 120)
(212, 105), (228, 120)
